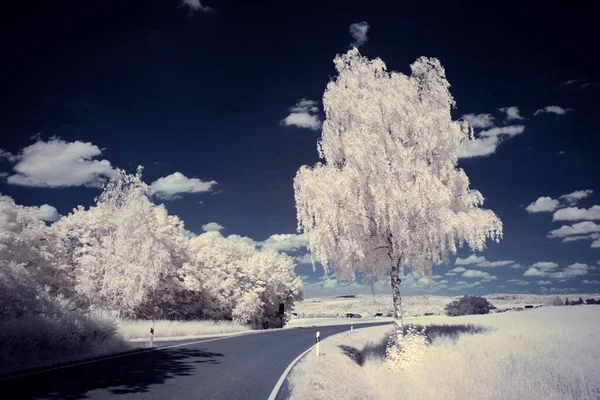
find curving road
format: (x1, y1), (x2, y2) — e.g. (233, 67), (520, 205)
(1, 321), (390, 400)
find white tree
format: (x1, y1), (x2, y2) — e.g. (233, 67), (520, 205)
(53, 167), (189, 317)
(293, 49), (502, 347)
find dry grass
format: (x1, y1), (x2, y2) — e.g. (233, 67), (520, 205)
(117, 319), (252, 340)
(287, 306), (600, 400)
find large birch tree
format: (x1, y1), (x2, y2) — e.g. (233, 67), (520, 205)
(293, 48), (503, 347)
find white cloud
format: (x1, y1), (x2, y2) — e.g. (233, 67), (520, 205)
(537, 280), (552, 285)
(507, 279), (530, 285)
(531, 261), (559, 271)
(181, 0), (213, 13)
(523, 267), (546, 277)
(5, 139), (116, 188)
(592, 239), (600, 248)
(510, 263), (523, 269)
(294, 253), (313, 264)
(462, 270), (496, 280)
(498, 106), (524, 120)
(533, 105), (570, 116)
(259, 233), (308, 252)
(562, 233), (600, 243)
(582, 279), (600, 284)
(37, 204), (61, 222)
(451, 267), (466, 272)
(183, 229), (197, 239)
(455, 254), (512, 268)
(525, 196), (560, 213)
(281, 99), (321, 131)
(547, 221), (600, 238)
(349, 21), (369, 48)
(458, 136), (499, 158)
(455, 255), (486, 265)
(549, 263), (589, 279)
(462, 113), (495, 129)
(559, 190), (593, 205)
(202, 222), (224, 232)
(560, 80), (579, 87)
(553, 206), (600, 221)
(444, 272), (457, 276)
(0, 148), (17, 163)
(150, 172), (217, 200)
(479, 125), (525, 138)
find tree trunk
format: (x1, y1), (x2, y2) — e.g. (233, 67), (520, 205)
(371, 277), (375, 296)
(390, 258), (404, 346)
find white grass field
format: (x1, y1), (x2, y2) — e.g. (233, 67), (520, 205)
(287, 305), (600, 400)
(292, 293), (600, 319)
(118, 319), (252, 341)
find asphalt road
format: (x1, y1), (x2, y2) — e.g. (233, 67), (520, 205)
(1, 321), (391, 400)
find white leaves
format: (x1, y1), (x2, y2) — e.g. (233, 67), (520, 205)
(294, 48), (502, 284)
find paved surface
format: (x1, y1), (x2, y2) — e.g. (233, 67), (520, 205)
(2, 322), (390, 400)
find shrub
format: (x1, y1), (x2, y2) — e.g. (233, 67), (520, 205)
(444, 295), (495, 317)
(385, 325), (428, 372)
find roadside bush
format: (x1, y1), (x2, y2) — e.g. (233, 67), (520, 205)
(444, 295), (496, 317)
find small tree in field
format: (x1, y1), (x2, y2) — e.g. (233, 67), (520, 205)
(293, 48), (503, 350)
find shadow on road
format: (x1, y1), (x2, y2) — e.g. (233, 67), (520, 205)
(3, 347), (223, 399)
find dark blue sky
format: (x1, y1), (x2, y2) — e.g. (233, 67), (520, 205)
(1, 0), (599, 297)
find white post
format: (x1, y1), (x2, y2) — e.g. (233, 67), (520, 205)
(315, 331), (320, 357)
(150, 325), (154, 348)
(351, 322), (353, 332)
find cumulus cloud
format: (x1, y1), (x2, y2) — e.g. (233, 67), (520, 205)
(259, 233), (308, 252)
(37, 204), (61, 222)
(559, 190), (593, 205)
(582, 279), (600, 284)
(462, 113), (495, 129)
(592, 239), (600, 248)
(550, 263), (589, 279)
(525, 196), (560, 213)
(281, 99), (321, 131)
(547, 221), (600, 238)
(181, 0), (213, 13)
(349, 21), (369, 48)
(537, 280), (552, 285)
(523, 267), (546, 277)
(479, 125), (525, 138)
(455, 255), (486, 265)
(462, 270), (496, 280)
(510, 263), (523, 269)
(150, 172), (217, 200)
(0, 148), (18, 163)
(294, 253), (313, 264)
(458, 136), (499, 158)
(553, 205), (600, 221)
(561, 233), (600, 243)
(202, 222), (224, 232)
(5, 139), (116, 188)
(498, 106), (524, 120)
(533, 105), (570, 116)
(451, 267), (466, 272)
(507, 279), (530, 285)
(531, 262), (559, 271)
(455, 254), (513, 268)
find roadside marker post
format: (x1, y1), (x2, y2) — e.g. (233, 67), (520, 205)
(351, 322), (353, 332)
(315, 331), (320, 357)
(150, 327), (154, 348)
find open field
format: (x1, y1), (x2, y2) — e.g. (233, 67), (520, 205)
(293, 293), (600, 318)
(287, 306), (600, 400)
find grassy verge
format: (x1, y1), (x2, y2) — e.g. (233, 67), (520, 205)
(287, 307), (600, 400)
(117, 319), (252, 340)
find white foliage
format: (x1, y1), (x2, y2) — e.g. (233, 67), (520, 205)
(385, 325), (428, 372)
(293, 48), (503, 281)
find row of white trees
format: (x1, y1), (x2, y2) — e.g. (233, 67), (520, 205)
(0, 167), (303, 326)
